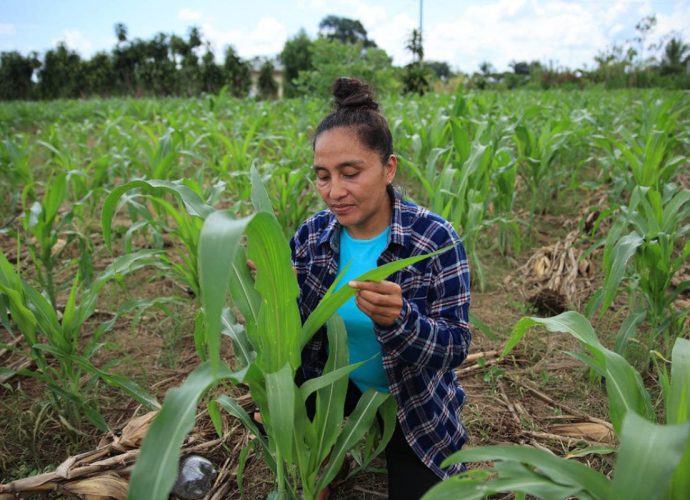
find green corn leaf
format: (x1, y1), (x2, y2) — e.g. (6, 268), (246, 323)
(0, 294), (13, 335)
(611, 412), (690, 500)
(207, 400), (223, 437)
(668, 338), (690, 424)
(661, 188), (690, 228)
(34, 344), (159, 410)
(315, 389), (390, 493)
(487, 476), (585, 499)
(292, 382), (313, 497)
(43, 173), (67, 225)
(22, 284), (65, 348)
(250, 164), (274, 213)
(322, 260), (351, 301)
(81, 249), (163, 323)
(668, 338), (690, 499)
(220, 308), (255, 368)
(424, 471), (585, 500)
(502, 311), (654, 434)
(364, 395), (397, 471)
(299, 360), (367, 404)
(227, 246), (261, 339)
(470, 311), (500, 341)
(82, 403), (109, 432)
(102, 179), (213, 250)
(441, 445), (610, 500)
(604, 350), (655, 432)
(265, 363), (296, 464)
(308, 315), (350, 473)
(245, 212), (302, 373)
(502, 312), (600, 358)
(236, 441), (255, 496)
(199, 211), (254, 374)
(421, 477), (489, 500)
(614, 311), (646, 354)
(566, 349), (607, 378)
(128, 362), (244, 500)
(215, 394), (274, 472)
(61, 276), (80, 346)
(600, 232), (644, 314)
(0, 283), (37, 345)
(399, 156), (434, 200)
(302, 243), (458, 345)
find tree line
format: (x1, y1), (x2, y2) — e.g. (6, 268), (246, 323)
(0, 15), (454, 101)
(0, 23), (255, 100)
(468, 15), (689, 91)
(1, 14), (688, 101)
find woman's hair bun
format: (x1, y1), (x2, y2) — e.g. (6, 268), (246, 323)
(332, 77), (379, 111)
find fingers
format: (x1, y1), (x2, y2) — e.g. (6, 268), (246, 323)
(348, 279), (400, 293)
(350, 280), (403, 326)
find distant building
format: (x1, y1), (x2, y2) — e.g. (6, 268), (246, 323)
(249, 58), (284, 99)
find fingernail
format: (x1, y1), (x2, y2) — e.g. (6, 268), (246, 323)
(348, 281), (356, 287)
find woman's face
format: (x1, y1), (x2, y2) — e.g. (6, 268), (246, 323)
(313, 126), (396, 239)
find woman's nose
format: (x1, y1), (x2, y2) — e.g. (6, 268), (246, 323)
(329, 177), (347, 199)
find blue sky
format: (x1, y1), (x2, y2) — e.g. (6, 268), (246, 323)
(1, 0), (689, 72)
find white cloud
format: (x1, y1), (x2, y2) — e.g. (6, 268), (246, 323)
(203, 17), (289, 59)
(172, 0), (688, 72)
(53, 29), (93, 54)
(367, 12), (416, 65)
(420, 0), (630, 72)
(297, 0), (328, 9)
(654, 1), (690, 41)
(0, 23), (16, 36)
(178, 8), (202, 22)
(284, 0), (683, 72)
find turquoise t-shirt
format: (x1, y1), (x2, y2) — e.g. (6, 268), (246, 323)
(335, 226), (391, 394)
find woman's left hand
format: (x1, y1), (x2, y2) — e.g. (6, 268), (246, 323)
(349, 280), (403, 326)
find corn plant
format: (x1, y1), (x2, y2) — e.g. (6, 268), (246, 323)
(255, 158), (318, 237)
(423, 312), (690, 500)
(398, 117), (497, 291)
(490, 146), (521, 257)
(21, 172), (73, 308)
(391, 94), (452, 170)
(0, 249), (160, 430)
(1, 135), (35, 217)
(620, 95), (686, 190)
(102, 179), (215, 299)
(128, 169), (454, 499)
(587, 184), (690, 358)
(513, 111), (572, 217)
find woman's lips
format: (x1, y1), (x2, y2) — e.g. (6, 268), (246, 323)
(331, 204), (354, 215)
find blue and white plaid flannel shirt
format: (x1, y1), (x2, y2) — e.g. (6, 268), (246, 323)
(290, 189), (471, 478)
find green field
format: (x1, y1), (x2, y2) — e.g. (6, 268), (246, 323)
(1, 89), (689, 498)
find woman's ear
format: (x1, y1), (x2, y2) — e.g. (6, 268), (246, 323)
(385, 154), (397, 184)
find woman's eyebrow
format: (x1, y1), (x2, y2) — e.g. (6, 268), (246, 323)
(313, 160), (365, 170)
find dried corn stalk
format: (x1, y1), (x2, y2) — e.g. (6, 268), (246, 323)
(511, 229), (594, 313)
(0, 409), (242, 499)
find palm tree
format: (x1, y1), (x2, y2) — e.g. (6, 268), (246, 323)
(114, 23), (128, 44)
(661, 37), (689, 75)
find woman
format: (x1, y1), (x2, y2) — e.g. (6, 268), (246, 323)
(291, 77), (471, 499)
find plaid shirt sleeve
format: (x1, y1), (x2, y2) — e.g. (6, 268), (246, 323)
(375, 232), (471, 371)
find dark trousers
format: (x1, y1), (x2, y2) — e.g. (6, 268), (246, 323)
(341, 381), (441, 500)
